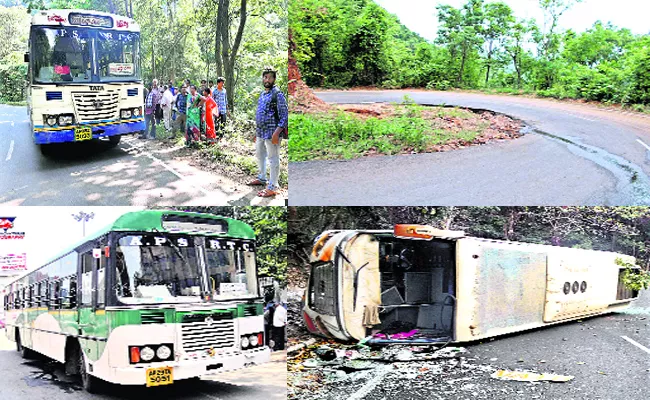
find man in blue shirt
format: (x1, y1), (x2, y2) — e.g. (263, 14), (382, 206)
(212, 77), (228, 139)
(249, 67), (288, 197)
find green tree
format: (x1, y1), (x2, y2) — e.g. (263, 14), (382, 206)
(481, 2), (514, 87)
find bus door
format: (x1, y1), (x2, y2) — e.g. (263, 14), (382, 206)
(78, 242), (108, 362)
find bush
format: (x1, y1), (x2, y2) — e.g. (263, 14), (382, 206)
(0, 63), (27, 103)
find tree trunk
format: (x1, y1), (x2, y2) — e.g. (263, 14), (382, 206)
(215, 3), (224, 77)
(485, 41), (493, 87)
(457, 44), (467, 86)
(221, 0), (247, 113)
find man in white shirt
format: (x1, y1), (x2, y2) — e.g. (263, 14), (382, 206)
(272, 303), (287, 350)
(161, 85), (175, 131)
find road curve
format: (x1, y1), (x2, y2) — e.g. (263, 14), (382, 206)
(0, 104), (282, 206)
(289, 90), (650, 206)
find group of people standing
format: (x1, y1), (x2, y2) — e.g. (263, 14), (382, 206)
(141, 67), (288, 197)
(143, 77), (228, 144)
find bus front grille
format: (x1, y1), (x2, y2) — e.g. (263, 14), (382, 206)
(72, 92), (120, 122)
(181, 320), (236, 353)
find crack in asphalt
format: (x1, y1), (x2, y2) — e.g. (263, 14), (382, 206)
(331, 101), (650, 205)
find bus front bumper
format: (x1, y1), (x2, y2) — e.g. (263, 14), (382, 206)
(33, 119), (145, 144)
(106, 347), (271, 385)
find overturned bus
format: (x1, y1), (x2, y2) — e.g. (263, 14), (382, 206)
(302, 225), (640, 346)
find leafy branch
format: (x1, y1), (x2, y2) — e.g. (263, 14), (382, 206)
(615, 257), (650, 291)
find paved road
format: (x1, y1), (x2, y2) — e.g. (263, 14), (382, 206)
(0, 105), (282, 206)
(0, 334), (286, 400)
(291, 289), (650, 400)
(289, 90), (650, 206)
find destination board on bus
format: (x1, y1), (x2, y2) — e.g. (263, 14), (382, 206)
(69, 13), (113, 28)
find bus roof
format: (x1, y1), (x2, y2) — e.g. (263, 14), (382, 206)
(3, 210), (255, 289)
(31, 9), (140, 32)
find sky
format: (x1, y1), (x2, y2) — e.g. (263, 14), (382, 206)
(375, 0), (649, 41)
(0, 207), (143, 273)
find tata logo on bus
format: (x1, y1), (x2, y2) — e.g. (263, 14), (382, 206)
(89, 86), (104, 92)
(0, 217), (25, 240)
(69, 13), (113, 28)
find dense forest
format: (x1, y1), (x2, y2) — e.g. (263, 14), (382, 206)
(162, 206), (287, 281)
(288, 207), (650, 285)
(290, 0), (650, 107)
(0, 0), (287, 116)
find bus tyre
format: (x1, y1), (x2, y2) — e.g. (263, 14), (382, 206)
(107, 135), (121, 147)
(39, 144), (54, 156)
(16, 330), (35, 359)
(77, 346), (101, 393)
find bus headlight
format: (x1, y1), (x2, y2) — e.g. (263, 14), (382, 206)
(121, 109), (132, 119)
(58, 115), (74, 126)
(249, 335), (258, 347)
(45, 115), (57, 126)
(140, 346), (155, 361)
(240, 336), (250, 349)
(133, 107), (141, 117)
(156, 345), (172, 360)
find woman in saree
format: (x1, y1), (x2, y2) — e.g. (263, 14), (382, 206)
(186, 85), (202, 146)
(202, 87), (219, 143)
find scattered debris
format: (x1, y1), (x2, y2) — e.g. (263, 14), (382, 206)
(491, 369), (574, 382)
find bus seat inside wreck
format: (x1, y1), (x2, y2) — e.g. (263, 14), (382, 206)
(360, 235), (456, 345)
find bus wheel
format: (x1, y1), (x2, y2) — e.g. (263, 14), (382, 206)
(39, 144), (54, 156)
(107, 135), (121, 147)
(77, 345), (101, 393)
(16, 330), (35, 359)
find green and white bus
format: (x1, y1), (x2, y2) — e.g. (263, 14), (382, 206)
(2, 210), (269, 391)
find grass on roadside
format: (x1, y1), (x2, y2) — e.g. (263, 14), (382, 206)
(0, 100), (27, 106)
(289, 105), (486, 162)
(167, 121), (288, 187)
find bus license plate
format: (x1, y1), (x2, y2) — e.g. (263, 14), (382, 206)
(146, 366), (173, 387)
(74, 127), (92, 141)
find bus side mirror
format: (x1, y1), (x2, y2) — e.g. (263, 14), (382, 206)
(24, 53), (29, 63)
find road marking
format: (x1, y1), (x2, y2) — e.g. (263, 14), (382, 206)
(622, 335), (650, 355)
(120, 140), (212, 196)
(637, 139), (650, 152)
(5, 140), (14, 161)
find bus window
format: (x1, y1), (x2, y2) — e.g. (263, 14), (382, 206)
(98, 256), (106, 307)
(36, 283), (41, 307)
(44, 282), (49, 307)
(96, 31), (141, 82)
(60, 277), (77, 309)
(309, 262), (336, 316)
(50, 281), (60, 309)
(80, 252), (94, 306)
(32, 28), (92, 83)
(205, 242), (258, 300)
(116, 235), (203, 304)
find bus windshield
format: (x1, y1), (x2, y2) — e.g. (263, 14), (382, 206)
(205, 240), (258, 301)
(96, 31), (140, 82)
(31, 27), (141, 84)
(116, 235), (203, 304)
(32, 27), (92, 83)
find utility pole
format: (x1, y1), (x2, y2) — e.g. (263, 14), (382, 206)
(71, 211), (95, 237)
